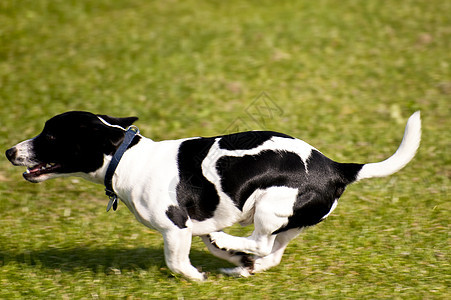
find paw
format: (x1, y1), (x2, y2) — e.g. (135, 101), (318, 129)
(208, 231), (230, 251)
(219, 267), (252, 278)
(186, 271), (207, 282)
(198, 272), (208, 281)
(169, 266), (207, 281)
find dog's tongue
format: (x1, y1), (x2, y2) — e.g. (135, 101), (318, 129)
(29, 166), (41, 173)
(26, 163), (60, 176)
(27, 163), (47, 174)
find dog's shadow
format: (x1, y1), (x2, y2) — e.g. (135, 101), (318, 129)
(0, 246), (232, 276)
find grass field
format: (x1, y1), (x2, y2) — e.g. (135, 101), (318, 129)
(0, 0), (450, 298)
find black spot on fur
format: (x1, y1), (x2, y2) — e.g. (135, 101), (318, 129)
(176, 138), (220, 221)
(218, 131), (293, 150)
(216, 150), (307, 210)
(166, 205), (188, 229)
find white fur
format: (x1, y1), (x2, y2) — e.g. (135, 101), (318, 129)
(321, 199), (338, 221)
(252, 228), (301, 273)
(11, 139), (38, 166)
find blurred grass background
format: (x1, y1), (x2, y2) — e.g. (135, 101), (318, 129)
(0, 0), (449, 298)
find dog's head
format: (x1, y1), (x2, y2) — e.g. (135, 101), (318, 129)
(5, 111), (138, 183)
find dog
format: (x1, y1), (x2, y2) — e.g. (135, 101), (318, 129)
(6, 111), (421, 280)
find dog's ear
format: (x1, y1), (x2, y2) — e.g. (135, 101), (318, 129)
(94, 115), (139, 152)
(97, 115), (138, 128)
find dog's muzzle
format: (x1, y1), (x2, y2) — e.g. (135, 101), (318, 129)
(6, 147), (20, 165)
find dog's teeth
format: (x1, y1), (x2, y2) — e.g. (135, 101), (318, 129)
(46, 163), (52, 168)
(26, 169), (30, 174)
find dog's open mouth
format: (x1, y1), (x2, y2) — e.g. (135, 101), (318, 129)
(24, 162), (62, 179)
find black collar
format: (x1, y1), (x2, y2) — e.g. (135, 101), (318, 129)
(104, 125), (140, 212)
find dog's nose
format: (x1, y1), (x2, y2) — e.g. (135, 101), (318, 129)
(5, 147), (17, 162)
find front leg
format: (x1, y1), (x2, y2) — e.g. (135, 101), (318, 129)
(209, 231), (276, 257)
(162, 227), (206, 281)
(200, 235), (255, 277)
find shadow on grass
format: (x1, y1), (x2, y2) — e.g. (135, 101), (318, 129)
(0, 246), (231, 275)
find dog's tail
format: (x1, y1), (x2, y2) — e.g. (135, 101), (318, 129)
(353, 111), (421, 181)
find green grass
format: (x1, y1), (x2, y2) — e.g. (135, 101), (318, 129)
(1, 0), (450, 298)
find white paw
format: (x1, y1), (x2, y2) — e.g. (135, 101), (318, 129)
(197, 272), (208, 281)
(209, 231), (230, 251)
(186, 271), (207, 281)
(219, 267), (252, 278)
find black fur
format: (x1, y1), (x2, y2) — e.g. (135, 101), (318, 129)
(218, 131), (293, 150)
(216, 150), (307, 210)
(175, 138), (220, 221)
(166, 205), (188, 229)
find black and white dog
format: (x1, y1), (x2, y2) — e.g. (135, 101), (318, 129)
(6, 111), (421, 280)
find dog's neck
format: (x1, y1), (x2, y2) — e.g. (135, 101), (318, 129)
(84, 137), (154, 198)
(83, 154), (114, 185)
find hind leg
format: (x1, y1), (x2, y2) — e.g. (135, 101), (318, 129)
(209, 187), (298, 257)
(252, 228), (301, 273)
